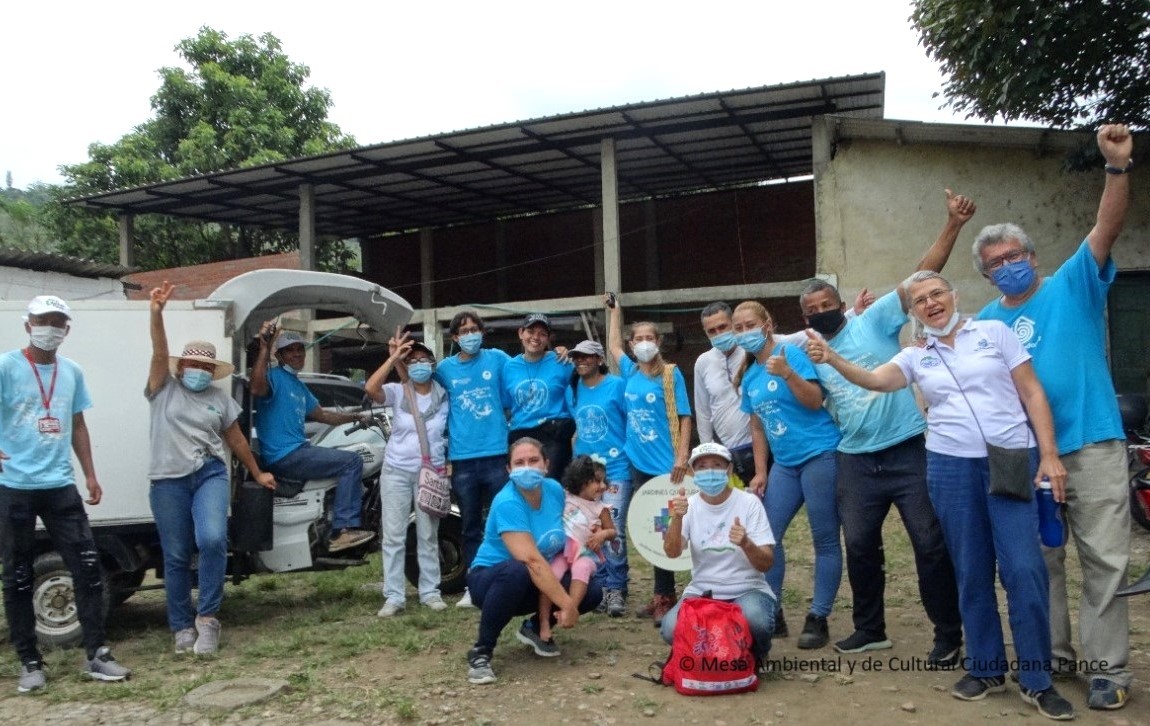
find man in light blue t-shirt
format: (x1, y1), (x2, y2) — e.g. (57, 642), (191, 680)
(975, 124), (1134, 711)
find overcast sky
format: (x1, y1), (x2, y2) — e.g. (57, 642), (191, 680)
(3, 0), (1016, 189)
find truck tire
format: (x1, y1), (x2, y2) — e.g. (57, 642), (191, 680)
(405, 513), (466, 595)
(32, 551), (109, 650)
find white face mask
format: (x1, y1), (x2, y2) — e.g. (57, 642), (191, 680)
(29, 325), (67, 351)
(923, 311), (961, 337)
(632, 340), (658, 363)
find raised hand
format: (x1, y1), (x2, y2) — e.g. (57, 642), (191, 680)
(670, 486), (689, 519)
(852, 287), (876, 316)
(388, 326), (413, 361)
(149, 281), (175, 313)
(765, 354), (792, 380)
(1097, 124), (1133, 166)
(729, 516), (747, 547)
(945, 188), (976, 223)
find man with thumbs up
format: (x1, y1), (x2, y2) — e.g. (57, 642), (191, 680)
(659, 443), (777, 670)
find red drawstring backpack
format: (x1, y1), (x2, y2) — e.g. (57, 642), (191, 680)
(655, 595), (758, 696)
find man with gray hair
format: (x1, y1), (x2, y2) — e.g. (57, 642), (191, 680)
(975, 124), (1133, 711)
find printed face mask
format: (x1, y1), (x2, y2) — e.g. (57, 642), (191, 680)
(693, 469), (729, 496)
(709, 331), (737, 353)
(806, 308), (846, 337)
(458, 332), (483, 355)
(181, 368), (213, 392)
(632, 340), (658, 363)
(991, 259), (1036, 297)
(509, 466), (545, 490)
(408, 361), (434, 383)
(29, 326), (67, 351)
(735, 329), (768, 355)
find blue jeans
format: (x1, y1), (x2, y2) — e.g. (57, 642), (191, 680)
(597, 478), (632, 591)
(764, 451), (842, 618)
(451, 455), (508, 570)
(0, 484), (107, 662)
(468, 558), (603, 652)
(150, 458), (230, 631)
(926, 450), (1052, 692)
(660, 591), (778, 662)
(836, 435), (961, 643)
(266, 443), (364, 530)
(380, 464), (439, 605)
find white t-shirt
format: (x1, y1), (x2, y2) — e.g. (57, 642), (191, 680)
(680, 488), (776, 600)
(378, 382), (448, 471)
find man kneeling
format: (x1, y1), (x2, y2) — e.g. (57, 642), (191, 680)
(660, 443), (777, 670)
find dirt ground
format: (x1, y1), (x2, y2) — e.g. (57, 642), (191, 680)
(2, 522), (1149, 725)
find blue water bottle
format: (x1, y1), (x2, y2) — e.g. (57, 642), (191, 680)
(1036, 479), (1066, 548)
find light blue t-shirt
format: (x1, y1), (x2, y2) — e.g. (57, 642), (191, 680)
(434, 347), (511, 461)
(0, 349), (92, 490)
(978, 239), (1123, 454)
(739, 343), (841, 467)
(619, 356), (691, 477)
(255, 366), (318, 465)
(502, 351), (574, 430)
(816, 290), (927, 453)
(566, 373), (631, 482)
(471, 477), (567, 568)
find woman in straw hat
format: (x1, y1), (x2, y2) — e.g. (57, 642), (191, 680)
(146, 282), (274, 656)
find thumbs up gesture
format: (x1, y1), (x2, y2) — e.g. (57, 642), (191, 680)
(670, 486), (689, 519)
(729, 515), (748, 547)
(804, 329), (833, 364)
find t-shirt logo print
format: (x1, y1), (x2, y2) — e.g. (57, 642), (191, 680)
(456, 388), (496, 419)
(513, 380), (548, 413)
(1011, 316), (1040, 350)
(576, 405), (609, 443)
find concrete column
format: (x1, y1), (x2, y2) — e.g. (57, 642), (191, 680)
(592, 207), (605, 294)
(118, 214), (135, 268)
(299, 183), (316, 271)
(600, 138), (621, 294)
(419, 228), (435, 309)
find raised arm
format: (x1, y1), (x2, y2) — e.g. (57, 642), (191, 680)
(1087, 124), (1134, 266)
(147, 282), (175, 396)
(604, 293), (626, 365)
(914, 188), (977, 275)
(249, 320), (277, 398)
(663, 487), (688, 558)
(365, 327), (412, 403)
(805, 330), (909, 392)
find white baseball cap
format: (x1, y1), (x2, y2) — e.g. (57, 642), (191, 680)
(688, 442), (732, 468)
(25, 295), (72, 320)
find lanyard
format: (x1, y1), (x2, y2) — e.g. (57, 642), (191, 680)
(22, 347), (58, 414)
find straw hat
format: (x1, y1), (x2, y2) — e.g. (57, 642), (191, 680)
(169, 340), (234, 380)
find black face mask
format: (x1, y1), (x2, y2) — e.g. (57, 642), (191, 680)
(806, 308), (847, 337)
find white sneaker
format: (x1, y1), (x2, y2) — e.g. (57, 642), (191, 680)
(456, 588), (475, 609)
(377, 601), (404, 617)
(423, 595), (448, 611)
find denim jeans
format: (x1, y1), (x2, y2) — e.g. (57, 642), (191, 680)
(764, 451), (842, 618)
(633, 468), (676, 597)
(597, 478), (633, 592)
(926, 449), (1053, 692)
(836, 435), (961, 643)
(266, 443), (364, 530)
(150, 457), (230, 631)
(0, 484), (106, 662)
(660, 590), (778, 662)
(380, 464), (440, 605)
(451, 454), (508, 570)
(468, 557), (604, 652)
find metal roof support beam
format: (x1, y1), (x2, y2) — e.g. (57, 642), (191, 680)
(299, 183), (316, 271)
(118, 214), (135, 268)
(601, 138), (621, 295)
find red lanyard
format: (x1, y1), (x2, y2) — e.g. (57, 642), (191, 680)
(22, 347), (58, 414)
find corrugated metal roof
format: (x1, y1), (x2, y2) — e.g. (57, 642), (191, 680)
(69, 73), (884, 239)
(0, 247), (133, 279)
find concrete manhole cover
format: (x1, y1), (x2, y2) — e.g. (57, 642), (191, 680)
(183, 678), (290, 711)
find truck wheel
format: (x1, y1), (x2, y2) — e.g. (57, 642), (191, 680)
(32, 552), (110, 650)
(405, 513), (466, 595)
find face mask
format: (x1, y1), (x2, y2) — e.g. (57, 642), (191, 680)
(806, 308), (846, 337)
(181, 368), (213, 392)
(509, 466), (545, 490)
(693, 469), (729, 496)
(991, 259), (1036, 297)
(458, 331), (483, 355)
(923, 310), (962, 337)
(709, 331), (737, 353)
(280, 364), (299, 376)
(29, 326), (67, 351)
(632, 340), (658, 363)
(735, 329), (768, 355)
(408, 361), (434, 383)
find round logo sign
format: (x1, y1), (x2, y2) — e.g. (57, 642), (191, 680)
(626, 473), (698, 572)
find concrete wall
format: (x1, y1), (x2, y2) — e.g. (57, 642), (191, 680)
(813, 118), (1150, 310)
(0, 266), (125, 303)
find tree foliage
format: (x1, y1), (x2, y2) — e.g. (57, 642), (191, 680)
(47, 27), (358, 270)
(912, 1), (1150, 129)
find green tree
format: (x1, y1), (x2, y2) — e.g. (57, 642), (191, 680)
(48, 26), (358, 270)
(911, 1), (1150, 129)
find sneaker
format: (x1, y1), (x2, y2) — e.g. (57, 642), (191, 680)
(515, 619), (560, 657)
(84, 647), (131, 682)
(467, 647), (497, 685)
(174, 628), (197, 654)
(951, 673), (1006, 701)
(422, 595), (448, 611)
(328, 528), (374, 552)
(193, 617), (221, 656)
(377, 601), (404, 617)
(17, 661), (45, 693)
(797, 613), (829, 649)
(456, 588), (475, 609)
(604, 588), (626, 618)
(1021, 685), (1075, 720)
(774, 610), (789, 638)
(926, 640), (962, 669)
(1087, 678), (1128, 710)
(834, 630), (893, 654)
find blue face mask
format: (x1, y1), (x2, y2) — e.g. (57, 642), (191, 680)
(457, 331), (483, 355)
(181, 368), (213, 392)
(735, 329), (768, 355)
(991, 259), (1036, 297)
(408, 361), (434, 383)
(693, 468), (729, 496)
(509, 466), (545, 491)
(710, 331), (737, 353)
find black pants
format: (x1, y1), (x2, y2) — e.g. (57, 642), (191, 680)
(0, 484), (107, 662)
(509, 418), (576, 480)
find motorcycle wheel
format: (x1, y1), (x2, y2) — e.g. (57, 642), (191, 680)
(1131, 468), (1150, 532)
(405, 512), (466, 595)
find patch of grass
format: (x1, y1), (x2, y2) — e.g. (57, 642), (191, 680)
(582, 683), (604, 694)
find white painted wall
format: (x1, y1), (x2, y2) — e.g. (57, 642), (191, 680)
(0, 266), (126, 304)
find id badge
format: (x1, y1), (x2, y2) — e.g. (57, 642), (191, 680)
(38, 416), (62, 434)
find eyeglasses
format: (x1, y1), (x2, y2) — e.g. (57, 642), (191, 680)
(982, 248), (1030, 272)
(910, 288), (953, 308)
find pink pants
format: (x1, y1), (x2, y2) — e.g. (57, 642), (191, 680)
(550, 536), (599, 584)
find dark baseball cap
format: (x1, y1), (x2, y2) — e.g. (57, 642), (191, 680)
(522, 313), (551, 332)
